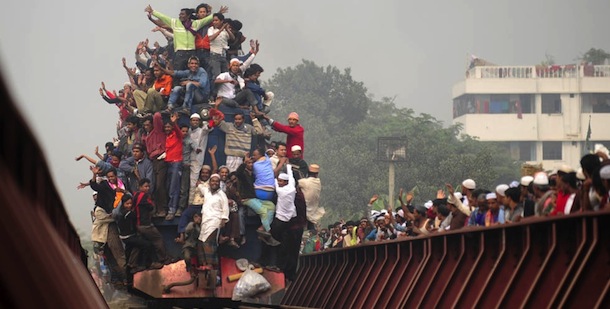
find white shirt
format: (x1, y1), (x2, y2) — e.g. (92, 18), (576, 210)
(189, 124), (212, 164)
(564, 193), (576, 214)
(216, 72), (244, 99)
(208, 27), (229, 55)
(275, 164), (297, 222)
(198, 185), (229, 242)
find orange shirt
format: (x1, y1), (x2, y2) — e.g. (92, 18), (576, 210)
(154, 74), (173, 96)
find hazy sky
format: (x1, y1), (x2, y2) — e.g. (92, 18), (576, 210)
(1, 0), (609, 235)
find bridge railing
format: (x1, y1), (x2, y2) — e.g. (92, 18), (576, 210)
(282, 211), (610, 309)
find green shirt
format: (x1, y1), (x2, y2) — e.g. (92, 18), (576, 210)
(153, 11), (213, 51)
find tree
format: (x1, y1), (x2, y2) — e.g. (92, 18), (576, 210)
(581, 48), (610, 65)
(265, 60), (371, 129)
(264, 60), (520, 226)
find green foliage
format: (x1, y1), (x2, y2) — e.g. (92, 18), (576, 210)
(264, 60), (520, 227)
(581, 48), (610, 65)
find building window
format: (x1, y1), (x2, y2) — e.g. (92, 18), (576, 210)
(519, 142), (536, 161)
(509, 141), (536, 161)
(591, 94), (610, 113)
(541, 94), (561, 114)
(543, 142), (562, 160)
(519, 94), (534, 114)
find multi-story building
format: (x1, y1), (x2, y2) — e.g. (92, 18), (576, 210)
(452, 63), (610, 170)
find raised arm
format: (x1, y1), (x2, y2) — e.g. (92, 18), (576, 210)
(208, 145), (218, 172)
(76, 154), (98, 165)
(446, 183), (471, 216)
(94, 146), (104, 161)
(208, 23), (228, 42)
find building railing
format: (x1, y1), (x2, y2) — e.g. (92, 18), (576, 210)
(467, 65), (610, 79)
(282, 211), (610, 309)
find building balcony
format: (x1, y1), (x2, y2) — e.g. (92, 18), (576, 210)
(453, 65), (610, 97)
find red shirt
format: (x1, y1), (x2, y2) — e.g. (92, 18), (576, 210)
(552, 191), (569, 215)
(272, 121), (304, 158)
(165, 123), (183, 162)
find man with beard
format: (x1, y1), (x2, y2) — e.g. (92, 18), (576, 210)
(484, 192), (505, 226)
(198, 174), (229, 278)
(288, 145), (308, 181)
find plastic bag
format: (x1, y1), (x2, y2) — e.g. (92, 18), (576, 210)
(232, 265), (271, 301)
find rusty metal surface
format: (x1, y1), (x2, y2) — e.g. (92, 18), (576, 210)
(133, 256), (285, 302)
(282, 212), (610, 309)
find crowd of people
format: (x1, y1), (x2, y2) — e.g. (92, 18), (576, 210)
(79, 3), (321, 288)
(302, 150), (610, 253)
(76, 2), (610, 293)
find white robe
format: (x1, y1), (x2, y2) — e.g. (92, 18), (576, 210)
(198, 185), (230, 242)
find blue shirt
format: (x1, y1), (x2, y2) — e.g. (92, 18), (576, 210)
(173, 67), (210, 95)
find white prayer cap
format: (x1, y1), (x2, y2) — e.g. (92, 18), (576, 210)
(520, 176), (534, 186)
(462, 179), (476, 190)
(278, 173), (289, 181)
(210, 173), (221, 180)
(397, 209), (405, 218)
(558, 164), (575, 174)
(533, 172), (549, 186)
(190, 113), (201, 119)
(424, 200), (433, 209)
(486, 193), (497, 200)
(509, 181), (520, 188)
(291, 145), (302, 152)
(576, 168), (586, 181)
(495, 184), (509, 197)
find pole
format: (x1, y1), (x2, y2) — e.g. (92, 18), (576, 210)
(389, 161), (395, 210)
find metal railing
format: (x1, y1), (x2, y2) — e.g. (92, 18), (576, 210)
(282, 211), (610, 308)
(467, 65), (610, 79)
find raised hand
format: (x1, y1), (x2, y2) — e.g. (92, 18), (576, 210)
(369, 194), (379, 205)
(208, 145), (217, 155)
(218, 5), (229, 14)
(170, 113), (178, 123)
(144, 5), (153, 14)
(437, 189), (446, 199)
(445, 183), (454, 195)
(406, 192), (414, 204)
(122, 57), (127, 67)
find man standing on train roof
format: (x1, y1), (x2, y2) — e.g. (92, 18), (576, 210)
(264, 112), (304, 158)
